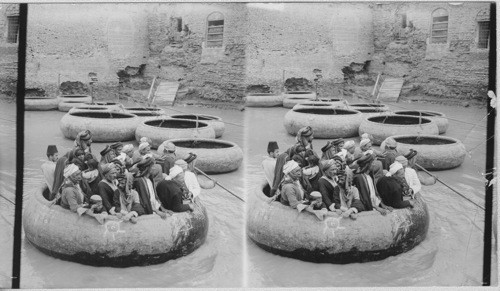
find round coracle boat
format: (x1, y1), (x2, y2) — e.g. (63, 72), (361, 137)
(58, 101), (91, 112)
(353, 108), (392, 118)
(292, 99), (345, 110)
(25, 97), (59, 111)
(284, 107), (363, 138)
(392, 134), (466, 170)
(347, 103), (390, 111)
(283, 97), (316, 109)
(358, 115), (439, 145)
(125, 107), (167, 123)
(84, 102), (124, 112)
(60, 110), (139, 142)
(283, 91), (316, 99)
(169, 114), (225, 138)
(135, 118), (215, 149)
(57, 94), (92, 103)
(168, 138), (243, 174)
(393, 110), (449, 134)
(245, 93), (283, 107)
(23, 185), (208, 267)
(68, 106), (112, 114)
(247, 181), (429, 264)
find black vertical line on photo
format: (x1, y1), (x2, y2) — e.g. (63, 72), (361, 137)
(11, 3), (27, 289)
(483, 1), (496, 287)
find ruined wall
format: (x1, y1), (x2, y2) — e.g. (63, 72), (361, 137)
(246, 3), (374, 94)
(372, 2), (490, 101)
(26, 4), (150, 97)
(146, 3), (247, 102)
(0, 4), (19, 98)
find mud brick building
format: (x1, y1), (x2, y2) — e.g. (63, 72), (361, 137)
(0, 4), (19, 97)
(0, 2), (491, 103)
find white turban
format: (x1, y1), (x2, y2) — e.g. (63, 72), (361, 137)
(140, 137), (151, 144)
(169, 165), (184, 178)
(175, 159), (188, 171)
(63, 163), (80, 178)
(361, 133), (372, 140)
(343, 140), (355, 150)
(359, 139), (371, 149)
(116, 153), (127, 164)
(138, 142), (150, 152)
(386, 161), (403, 177)
(283, 160), (300, 175)
(121, 144), (134, 154)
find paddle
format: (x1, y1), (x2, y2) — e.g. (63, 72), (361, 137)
(194, 167), (245, 202)
(415, 163), (485, 210)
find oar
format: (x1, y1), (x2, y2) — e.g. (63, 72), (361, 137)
(415, 163), (485, 210)
(194, 167), (245, 202)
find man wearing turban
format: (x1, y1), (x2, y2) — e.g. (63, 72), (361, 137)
(97, 163), (119, 214)
(133, 157), (169, 219)
(60, 164), (86, 213)
(376, 162), (416, 209)
(380, 137), (399, 171)
(156, 165), (194, 213)
(318, 159), (342, 212)
(280, 161), (308, 210)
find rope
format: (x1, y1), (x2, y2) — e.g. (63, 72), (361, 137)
(0, 194), (15, 205)
(195, 167), (244, 202)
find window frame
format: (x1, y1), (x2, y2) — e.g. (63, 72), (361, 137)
(476, 21), (490, 49)
(6, 15), (19, 44)
(205, 12), (224, 48)
(430, 8), (449, 44)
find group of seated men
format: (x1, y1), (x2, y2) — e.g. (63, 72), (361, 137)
(41, 129), (201, 224)
(262, 126), (421, 221)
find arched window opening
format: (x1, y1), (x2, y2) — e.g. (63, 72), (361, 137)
(206, 12), (224, 48)
(476, 9), (490, 49)
(431, 8), (448, 44)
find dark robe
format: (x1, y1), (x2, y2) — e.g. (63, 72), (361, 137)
(352, 172), (377, 211)
(50, 155), (69, 201)
(270, 152), (289, 197)
(376, 176), (412, 209)
(156, 180), (191, 212)
(133, 176), (155, 215)
(113, 188), (146, 216)
(97, 180), (115, 213)
(318, 176), (341, 210)
(382, 149), (398, 170)
(160, 153), (177, 175)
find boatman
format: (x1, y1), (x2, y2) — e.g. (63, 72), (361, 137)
(395, 155), (421, 195)
(381, 137), (399, 171)
(41, 145), (59, 197)
(156, 165), (194, 213)
(262, 141), (279, 187)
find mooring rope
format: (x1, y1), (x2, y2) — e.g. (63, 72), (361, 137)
(0, 194), (15, 205)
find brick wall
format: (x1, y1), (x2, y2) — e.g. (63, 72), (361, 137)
(26, 4), (150, 96)
(245, 3), (374, 94)
(371, 2), (490, 101)
(146, 3), (247, 101)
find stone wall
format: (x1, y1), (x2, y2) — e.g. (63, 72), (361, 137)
(245, 3), (374, 95)
(26, 4), (150, 97)
(371, 2), (490, 101)
(146, 3), (247, 102)
(0, 4), (19, 97)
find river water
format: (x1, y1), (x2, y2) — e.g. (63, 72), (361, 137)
(245, 99), (497, 287)
(0, 98), (497, 288)
(0, 100), (245, 288)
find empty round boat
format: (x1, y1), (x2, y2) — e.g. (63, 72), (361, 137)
(68, 106), (112, 114)
(23, 184), (209, 267)
(245, 93), (283, 107)
(135, 119), (215, 149)
(169, 114), (225, 138)
(347, 103), (390, 111)
(58, 101), (90, 112)
(25, 97), (59, 111)
(57, 94), (92, 103)
(358, 115), (439, 145)
(60, 110), (139, 142)
(393, 110), (449, 134)
(167, 138), (243, 174)
(125, 107), (167, 123)
(284, 107), (363, 138)
(247, 181), (429, 264)
(84, 102), (124, 112)
(353, 108), (392, 118)
(392, 134), (467, 170)
(283, 91), (316, 99)
(292, 99), (345, 110)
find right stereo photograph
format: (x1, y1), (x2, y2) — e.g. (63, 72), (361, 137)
(244, 2), (497, 288)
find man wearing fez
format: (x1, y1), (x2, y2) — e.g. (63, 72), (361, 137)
(42, 145), (59, 196)
(133, 157), (168, 219)
(262, 141), (279, 187)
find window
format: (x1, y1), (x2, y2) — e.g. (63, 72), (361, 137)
(477, 21), (489, 48)
(7, 16), (19, 44)
(176, 18), (182, 33)
(401, 13), (407, 29)
(431, 8), (448, 44)
(476, 9), (490, 49)
(206, 12), (224, 48)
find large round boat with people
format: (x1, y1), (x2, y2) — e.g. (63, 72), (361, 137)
(284, 107), (363, 138)
(135, 118), (216, 149)
(358, 115), (439, 145)
(60, 110), (140, 142)
(167, 138), (243, 174)
(23, 185), (209, 267)
(392, 134), (467, 170)
(247, 181), (430, 264)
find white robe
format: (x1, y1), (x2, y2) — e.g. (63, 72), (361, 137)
(184, 171), (201, 198)
(405, 167), (421, 194)
(41, 161), (56, 192)
(261, 156), (276, 186)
